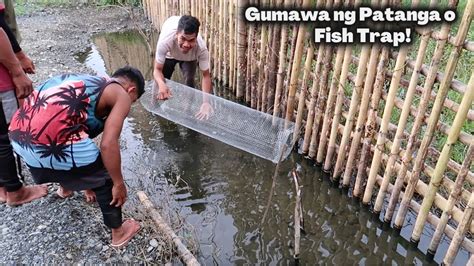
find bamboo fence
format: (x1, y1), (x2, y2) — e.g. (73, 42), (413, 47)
(140, 0), (474, 263)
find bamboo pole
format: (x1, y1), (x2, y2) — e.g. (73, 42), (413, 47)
(444, 191), (474, 265)
(373, 10), (434, 212)
(245, 23), (255, 103)
(250, 30), (258, 108)
(266, 22), (281, 111)
(272, 0), (292, 119)
(301, 44), (324, 153)
(235, 0), (250, 99)
(308, 45), (334, 158)
(234, 2), (239, 90)
(217, 0), (224, 81)
(384, 7), (456, 222)
(260, 25), (273, 112)
(316, 46), (345, 163)
(137, 191), (200, 266)
(341, 44), (380, 187)
(229, 0), (235, 91)
(281, 25), (299, 117)
(284, 0), (311, 122)
(212, 0), (218, 78)
(323, 46), (352, 171)
(393, 0), (470, 232)
(256, 22), (268, 110)
(293, 45), (315, 144)
(292, 171), (302, 259)
(412, 72), (474, 242)
(301, 0), (329, 153)
(429, 143), (474, 254)
(203, 0), (208, 43)
(370, 172), (474, 253)
(332, 41), (372, 180)
(209, 0), (215, 77)
(362, 0), (414, 201)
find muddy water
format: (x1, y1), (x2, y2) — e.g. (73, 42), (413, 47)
(76, 30), (470, 265)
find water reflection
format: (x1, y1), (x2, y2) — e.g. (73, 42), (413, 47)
(77, 30), (470, 265)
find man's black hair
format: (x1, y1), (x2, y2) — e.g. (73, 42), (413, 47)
(177, 15), (200, 35)
(112, 66), (145, 98)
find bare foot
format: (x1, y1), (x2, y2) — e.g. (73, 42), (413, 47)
(6, 185), (48, 206)
(84, 189), (96, 203)
(57, 186), (74, 199)
(111, 219), (141, 248)
(0, 187), (6, 203)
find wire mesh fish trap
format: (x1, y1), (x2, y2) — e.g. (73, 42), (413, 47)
(141, 80), (295, 163)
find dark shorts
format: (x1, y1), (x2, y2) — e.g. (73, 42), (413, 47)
(28, 156), (110, 191)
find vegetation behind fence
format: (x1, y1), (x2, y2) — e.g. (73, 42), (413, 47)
(142, 0), (474, 264)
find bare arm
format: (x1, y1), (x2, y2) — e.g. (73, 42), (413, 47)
(0, 28), (32, 98)
(153, 61), (171, 100)
(99, 84), (131, 207)
(201, 69), (212, 95)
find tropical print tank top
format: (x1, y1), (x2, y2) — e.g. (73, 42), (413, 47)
(9, 74), (109, 170)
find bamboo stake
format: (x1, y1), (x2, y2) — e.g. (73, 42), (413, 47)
(229, 0), (235, 91)
(362, 0), (414, 202)
(301, 44), (324, 153)
(292, 170), (302, 259)
(261, 25), (273, 112)
(428, 143), (474, 254)
(250, 16), (261, 108)
(222, 0), (229, 84)
(203, 0), (208, 43)
(316, 46), (345, 163)
(332, 40), (373, 180)
(256, 23), (267, 110)
(217, 0), (224, 81)
(281, 25), (299, 116)
(373, 11), (434, 212)
(412, 72), (474, 242)
(266, 22), (281, 111)
(384, 5), (456, 222)
(209, 0), (215, 77)
(245, 23), (255, 103)
(272, 0), (292, 119)
(301, 0), (329, 153)
(444, 191), (474, 265)
(370, 172), (474, 253)
(342, 44), (380, 187)
(393, 0), (470, 232)
(293, 45), (315, 144)
(308, 45), (334, 158)
(212, 0), (218, 78)
(234, 0), (251, 99)
(234, 2), (239, 90)
(137, 191), (200, 266)
(323, 46), (352, 171)
(284, 0), (311, 121)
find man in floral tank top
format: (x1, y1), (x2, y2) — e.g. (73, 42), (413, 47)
(9, 66), (145, 248)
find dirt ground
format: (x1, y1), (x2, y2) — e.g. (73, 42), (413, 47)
(0, 4), (180, 264)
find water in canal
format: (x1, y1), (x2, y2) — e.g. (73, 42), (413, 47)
(74, 30), (470, 265)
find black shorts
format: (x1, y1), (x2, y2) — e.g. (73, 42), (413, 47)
(28, 156), (110, 191)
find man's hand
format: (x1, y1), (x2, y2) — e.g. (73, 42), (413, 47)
(11, 71), (33, 99)
(17, 52), (35, 74)
(156, 83), (172, 100)
(195, 102), (213, 120)
(110, 182), (127, 207)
